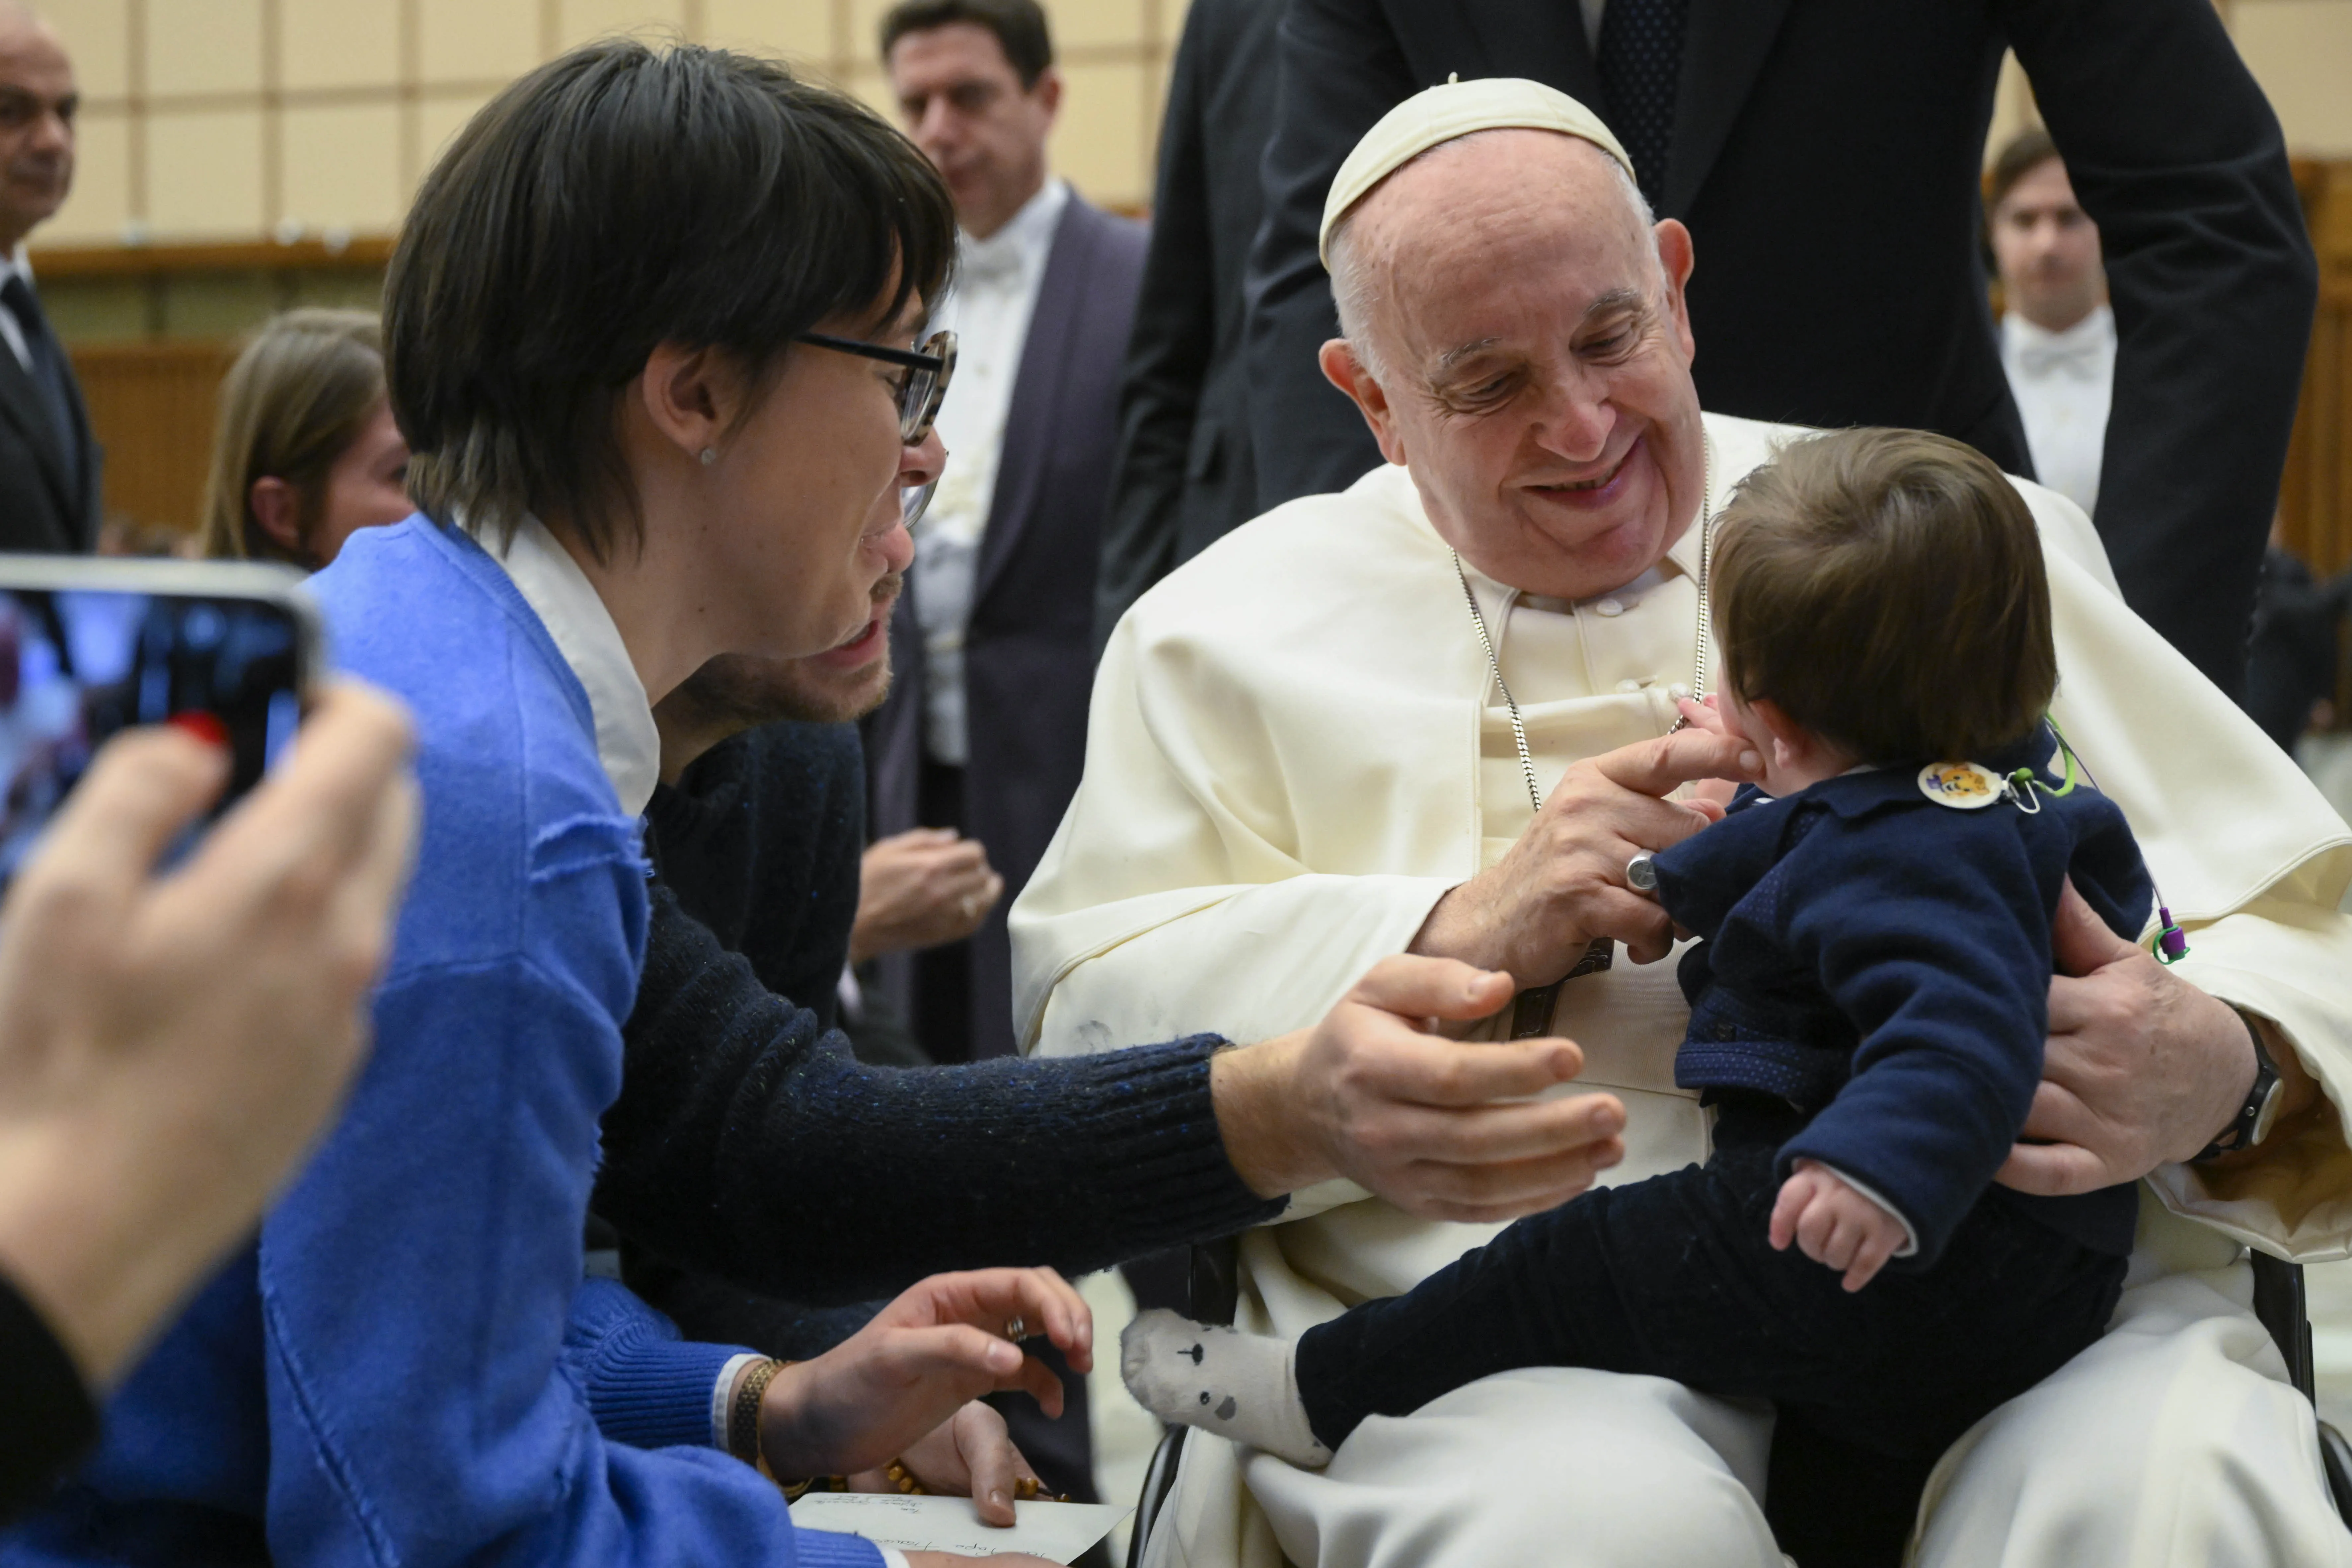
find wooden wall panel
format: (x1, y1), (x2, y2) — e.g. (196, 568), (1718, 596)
(2282, 160), (2352, 580)
(70, 340), (237, 536)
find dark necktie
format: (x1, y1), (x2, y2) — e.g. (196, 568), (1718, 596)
(1596, 0), (1689, 208)
(1, 271), (82, 483)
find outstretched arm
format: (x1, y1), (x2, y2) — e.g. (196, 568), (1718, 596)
(2004, 0), (2316, 692)
(595, 882), (1282, 1304)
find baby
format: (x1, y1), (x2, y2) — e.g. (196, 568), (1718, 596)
(1123, 428), (2152, 1508)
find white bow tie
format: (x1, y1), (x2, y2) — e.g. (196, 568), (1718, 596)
(961, 245), (1024, 288)
(2016, 335), (2105, 382)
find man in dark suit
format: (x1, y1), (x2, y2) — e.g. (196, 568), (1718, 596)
(1091, 0), (1282, 650)
(867, 0), (1147, 1071)
(863, 5), (1144, 1519)
(1245, 0), (2314, 698)
(0, 3), (96, 553)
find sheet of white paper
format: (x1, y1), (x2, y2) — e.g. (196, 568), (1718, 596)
(788, 1492), (1131, 1564)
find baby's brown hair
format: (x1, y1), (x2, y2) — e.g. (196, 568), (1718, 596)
(1712, 428), (2056, 765)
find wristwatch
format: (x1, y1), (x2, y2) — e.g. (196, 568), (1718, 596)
(2190, 1009), (2286, 1164)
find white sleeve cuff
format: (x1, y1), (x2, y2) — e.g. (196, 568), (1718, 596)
(1817, 1165), (1920, 1258)
(712, 1351), (764, 1450)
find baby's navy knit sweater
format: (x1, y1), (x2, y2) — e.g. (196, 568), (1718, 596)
(1652, 726), (2154, 1265)
(1, 519), (880, 1568)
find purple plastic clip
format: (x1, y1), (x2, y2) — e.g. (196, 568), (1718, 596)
(2156, 906), (2189, 965)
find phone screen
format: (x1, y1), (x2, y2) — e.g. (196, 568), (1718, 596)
(0, 589), (305, 887)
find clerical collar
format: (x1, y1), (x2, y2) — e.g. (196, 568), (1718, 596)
(483, 514), (661, 816)
(1519, 565), (1669, 617)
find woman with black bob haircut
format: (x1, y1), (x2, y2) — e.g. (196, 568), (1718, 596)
(12, 40), (1080, 1568)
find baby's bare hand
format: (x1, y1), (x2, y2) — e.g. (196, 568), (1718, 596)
(1768, 1159), (1907, 1292)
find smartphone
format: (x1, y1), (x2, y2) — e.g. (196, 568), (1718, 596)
(0, 555), (323, 890)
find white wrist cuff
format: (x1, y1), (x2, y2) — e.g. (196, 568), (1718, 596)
(713, 1351), (764, 1450)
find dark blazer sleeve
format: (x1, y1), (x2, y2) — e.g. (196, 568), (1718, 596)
(2002, 0), (2316, 696)
(0, 1270), (98, 1523)
(1095, 5), (1218, 651)
(1243, 0), (1405, 507)
(594, 881), (1283, 1304)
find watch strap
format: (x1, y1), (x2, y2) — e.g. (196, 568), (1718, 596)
(726, 1357), (786, 1465)
(2191, 1009), (2281, 1164)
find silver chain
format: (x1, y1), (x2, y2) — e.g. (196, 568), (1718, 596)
(1455, 433), (1716, 815)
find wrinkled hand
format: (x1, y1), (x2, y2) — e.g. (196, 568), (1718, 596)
(0, 682), (418, 1384)
(1674, 696), (1744, 813)
(851, 1401), (1040, 1526)
(1410, 729), (1759, 975)
(1996, 881), (2256, 1196)
(851, 829), (1004, 964)
(758, 1268), (1091, 1481)
(1212, 954), (1627, 1223)
(1771, 1158), (1906, 1292)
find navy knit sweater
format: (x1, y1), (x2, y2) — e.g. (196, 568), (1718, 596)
(1653, 727), (2153, 1266)
(591, 722), (1285, 1310)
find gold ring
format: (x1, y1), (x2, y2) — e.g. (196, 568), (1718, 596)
(1003, 1316), (1026, 1341)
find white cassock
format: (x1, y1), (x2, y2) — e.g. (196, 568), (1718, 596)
(1012, 413), (2352, 1567)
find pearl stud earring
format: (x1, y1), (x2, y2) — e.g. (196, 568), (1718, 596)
(700, 447), (717, 466)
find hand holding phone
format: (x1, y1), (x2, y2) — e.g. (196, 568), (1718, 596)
(0, 555), (321, 893)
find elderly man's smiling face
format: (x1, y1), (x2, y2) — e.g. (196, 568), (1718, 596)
(1320, 130), (1706, 602)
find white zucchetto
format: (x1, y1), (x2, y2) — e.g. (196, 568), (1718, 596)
(1318, 76), (1637, 267)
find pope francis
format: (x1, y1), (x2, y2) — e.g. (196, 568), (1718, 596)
(1013, 80), (2352, 1568)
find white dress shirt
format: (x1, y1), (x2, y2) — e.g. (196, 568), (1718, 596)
(916, 176), (1070, 767)
(486, 514), (661, 817)
(0, 247), (37, 374)
(2001, 303), (2114, 518)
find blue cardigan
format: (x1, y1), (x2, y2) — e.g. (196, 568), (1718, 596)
(1652, 727), (2153, 1267)
(3, 519), (880, 1567)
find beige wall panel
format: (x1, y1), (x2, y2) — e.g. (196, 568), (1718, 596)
(416, 89), (497, 177)
(852, 0), (895, 68)
(44, 0), (128, 102)
(1157, 0), (1192, 50)
(146, 0), (263, 96)
(145, 109), (264, 236)
(43, 110), (129, 242)
(282, 103), (403, 231)
(1982, 48), (2037, 167)
(845, 63), (899, 121)
(2235, 0), (2352, 155)
(701, 0), (835, 62)
(557, 0), (688, 49)
(282, 0), (402, 92)
(1046, 0), (1142, 51)
(420, 0), (540, 86)
(1052, 58), (1145, 209)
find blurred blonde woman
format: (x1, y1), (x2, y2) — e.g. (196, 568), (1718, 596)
(198, 308), (412, 568)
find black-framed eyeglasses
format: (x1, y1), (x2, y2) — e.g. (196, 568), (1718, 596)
(796, 329), (958, 445)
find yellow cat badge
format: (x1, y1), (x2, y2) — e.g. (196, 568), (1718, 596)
(1917, 761), (2007, 810)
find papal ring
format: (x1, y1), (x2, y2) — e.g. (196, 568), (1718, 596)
(1003, 1316), (1027, 1341)
(1625, 852), (1659, 893)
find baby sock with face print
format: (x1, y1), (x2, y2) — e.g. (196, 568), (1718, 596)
(1119, 1308), (1334, 1468)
